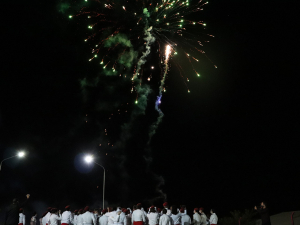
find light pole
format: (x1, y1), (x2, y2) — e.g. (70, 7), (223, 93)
(0, 151), (25, 172)
(84, 155), (105, 209)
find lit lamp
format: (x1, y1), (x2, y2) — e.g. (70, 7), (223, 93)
(84, 155), (105, 209)
(0, 151), (26, 172)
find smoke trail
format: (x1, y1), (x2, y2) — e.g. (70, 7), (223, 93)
(147, 45), (171, 144)
(132, 8), (155, 81)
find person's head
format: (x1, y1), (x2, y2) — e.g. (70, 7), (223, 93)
(101, 209), (107, 215)
(47, 207), (52, 212)
(171, 206), (177, 215)
(210, 209), (215, 214)
(261, 202), (267, 209)
(107, 207), (112, 212)
(157, 208), (162, 213)
(162, 209), (167, 214)
(122, 208), (128, 215)
(13, 198), (19, 205)
(137, 204), (142, 210)
(163, 202), (168, 209)
(150, 207), (155, 213)
(74, 210), (78, 215)
(133, 205), (137, 211)
(78, 209), (83, 215)
(33, 211), (37, 217)
(51, 208), (58, 214)
(65, 205), (71, 211)
(193, 208), (199, 214)
(94, 209), (99, 214)
(84, 206), (89, 213)
(199, 208), (204, 213)
(180, 208), (185, 213)
(19, 208), (24, 214)
(42, 212), (47, 217)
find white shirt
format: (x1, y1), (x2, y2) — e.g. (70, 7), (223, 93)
(82, 212), (96, 225)
(163, 209), (171, 217)
(131, 209), (146, 224)
(99, 214), (108, 225)
(62, 211), (74, 224)
(119, 212), (127, 225)
(181, 215), (191, 225)
(42, 216), (48, 225)
(199, 214), (206, 224)
(49, 214), (62, 225)
(209, 214), (217, 224)
(45, 213), (51, 225)
(106, 211), (119, 225)
(159, 215), (171, 225)
(19, 213), (26, 225)
(147, 213), (159, 225)
(77, 215), (83, 225)
(170, 214), (181, 225)
(74, 215), (78, 225)
(192, 214), (201, 225)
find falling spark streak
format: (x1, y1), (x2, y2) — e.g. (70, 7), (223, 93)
(148, 45), (172, 144)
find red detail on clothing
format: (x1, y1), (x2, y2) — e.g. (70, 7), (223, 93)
(19, 223), (23, 225)
(62, 223), (69, 225)
(291, 212), (295, 225)
(211, 224), (217, 225)
(133, 221), (143, 225)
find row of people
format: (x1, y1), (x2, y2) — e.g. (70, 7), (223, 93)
(36, 202), (217, 225)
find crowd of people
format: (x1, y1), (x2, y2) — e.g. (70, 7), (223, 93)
(5, 196), (218, 225)
(36, 203), (217, 225)
(3, 195), (272, 225)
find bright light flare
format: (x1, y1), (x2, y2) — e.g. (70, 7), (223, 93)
(18, 151), (25, 157)
(85, 155), (94, 163)
(165, 45), (172, 63)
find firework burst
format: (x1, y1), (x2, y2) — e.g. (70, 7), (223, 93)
(67, 0), (215, 141)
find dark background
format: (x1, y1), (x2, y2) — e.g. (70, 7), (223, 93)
(0, 0), (298, 222)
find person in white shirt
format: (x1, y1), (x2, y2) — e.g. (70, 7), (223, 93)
(131, 204), (146, 225)
(124, 210), (131, 225)
(209, 209), (217, 225)
(191, 209), (201, 225)
(41, 212), (47, 225)
(115, 209), (126, 225)
(99, 210), (108, 225)
(81, 206), (96, 225)
(156, 209), (161, 218)
(93, 209), (100, 225)
(170, 207), (181, 225)
(31, 212), (38, 225)
(77, 209), (84, 225)
(106, 207), (120, 225)
(19, 208), (26, 225)
(73, 210), (79, 225)
(162, 203), (171, 216)
(61, 206), (74, 225)
(159, 209), (171, 225)
(147, 207), (159, 225)
(45, 208), (52, 225)
(198, 209), (207, 225)
(49, 209), (62, 225)
(179, 208), (191, 225)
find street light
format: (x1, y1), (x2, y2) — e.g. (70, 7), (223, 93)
(84, 155), (105, 209)
(0, 151), (26, 172)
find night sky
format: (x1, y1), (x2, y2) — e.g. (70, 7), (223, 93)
(0, 0), (298, 222)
